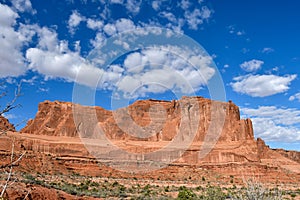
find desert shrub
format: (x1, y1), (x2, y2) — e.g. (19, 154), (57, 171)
(290, 193), (296, 198)
(199, 185), (227, 200)
(23, 174), (45, 186)
(195, 186), (203, 191)
(230, 179), (283, 200)
(177, 186), (197, 200)
(164, 186), (169, 192)
(90, 181), (99, 187)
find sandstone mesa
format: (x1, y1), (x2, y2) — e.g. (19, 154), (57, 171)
(0, 96), (300, 198)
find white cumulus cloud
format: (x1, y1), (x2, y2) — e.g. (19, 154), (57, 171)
(125, 0), (142, 14)
(123, 52), (147, 73)
(0, 0), (215, 96)
(86, 18), (103, 30)
(184, 7), (211, 30)
(241, 106), (300, 142)
(0, 3), (36, 78)
(115, 18), (135, 32)
(240, 59), (264, 72)
(68, 10), (85, 34)
(179, 0), (191, 10)
(151, 1), (161, 11)
(25, 27), (111, 88)
(102, 18), (136, 36)
(11, 0), (35, 13)
(114, 45), (215, 97)
(110, 0), (123, 4)
(231, 74), (296, 97)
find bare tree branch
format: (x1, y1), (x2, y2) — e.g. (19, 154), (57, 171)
(0, 91), (7, 99)
(0, 83), (23, 137)
(0, 151), (26, 169)
(23, 189), (31, 200)
(0, 140), (15, 197)
(0, 82), (7, 99)
(0, 83), (25, 198)
(0, 83), (22, 116)
(0, 139), (26, 198)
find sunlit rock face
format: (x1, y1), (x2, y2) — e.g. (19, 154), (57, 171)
(21, 96), (254, 143)
(19, 96), (260, 165)
(0, 115), (15, 132)
(0, 96), (298, 182)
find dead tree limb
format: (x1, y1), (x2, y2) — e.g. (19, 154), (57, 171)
(0, 83), (22, 116)
(0, 139), (26, 198)
(0, 83), (25, 198)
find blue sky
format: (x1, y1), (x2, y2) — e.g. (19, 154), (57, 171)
(0, 0), (300, 151)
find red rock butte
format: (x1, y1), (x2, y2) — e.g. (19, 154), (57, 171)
(22, 96), (254, 141)
(1, 96), (300, 183)
(0, 115), (15, 132)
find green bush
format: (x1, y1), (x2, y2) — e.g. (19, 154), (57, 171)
(200, 185), (227, 200)
(177, 186), (197, 200)
(290, 193), (296, 198)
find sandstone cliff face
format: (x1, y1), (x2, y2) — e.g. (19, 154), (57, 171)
(21, 100), (111, 137)
(0, 115), (15, 132)
(4, 97), (300, 184)
(274, 149), (300, 164)
(19, 97), (260, 166)
(21, 97), (254, 144)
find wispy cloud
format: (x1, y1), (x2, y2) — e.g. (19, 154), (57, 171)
(110, 0), (123, 4)
(289, 92), (300, 102)
(240, 59), (264, 72)
(11, 0), (36, 14)
(261, 47), (274, 54)
(227, 25), (245, 36)
(38, 87), (49, 93)
(241, 48), (250, 54)
(3, 113), (18, 120)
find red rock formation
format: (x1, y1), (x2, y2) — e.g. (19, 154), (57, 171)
(19, 97), (264, 166)
(21, 100), (111, 137)
(1, 96), (299, 186)
(274, 148), (300, 164)
(21, 96), (254, 143)
(0, 115), (15, 132)
(3, 182), (97, 200)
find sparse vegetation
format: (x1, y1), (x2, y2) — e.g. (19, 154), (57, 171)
(16, 173), (299, 199)
(229, 179), (283, 200)
(177, 186), (197, 199)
